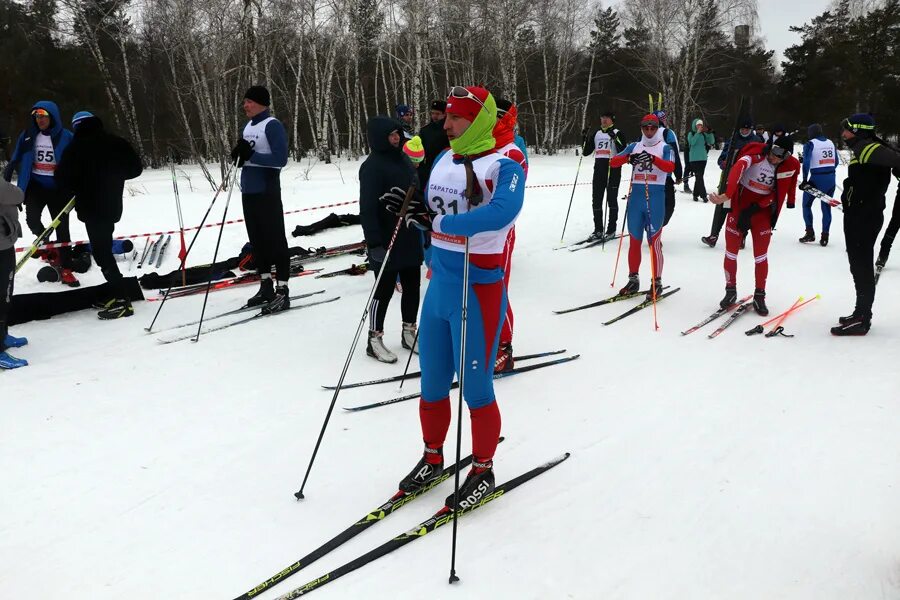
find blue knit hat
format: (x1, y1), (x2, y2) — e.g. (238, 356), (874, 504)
(71, 110), (94, 128)
(395, 104), (413, 118)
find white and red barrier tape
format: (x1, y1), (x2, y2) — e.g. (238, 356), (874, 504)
(14, 182), (589, 253)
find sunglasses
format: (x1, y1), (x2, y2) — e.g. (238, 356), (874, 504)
(450, 86), (486, 111)
(32, 109), (50, 117)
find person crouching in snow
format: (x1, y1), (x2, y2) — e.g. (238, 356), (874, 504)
(609, 113), (676, 301)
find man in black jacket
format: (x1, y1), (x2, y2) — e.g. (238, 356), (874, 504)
(582, 110), (627, 239)
(417, 100), (449, 185)
(832, 113), (900, 335)
(56, 111), (143, 319)
(359, 116), (424, 362)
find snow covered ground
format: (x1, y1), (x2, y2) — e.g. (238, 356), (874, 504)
(3, 150), (900, 600)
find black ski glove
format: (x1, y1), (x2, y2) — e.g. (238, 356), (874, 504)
(770, 203), (780, 229)
(736, 203), (760, 233)
(230, 139), (254, 166)
(380, 186), (429, 217)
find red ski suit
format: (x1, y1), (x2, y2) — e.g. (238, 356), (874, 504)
(722, 142), (800, 290)
(493, 106), (528, 347)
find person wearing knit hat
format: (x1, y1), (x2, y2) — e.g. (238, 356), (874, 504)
(418, 101), (450, 185)
(384, 85), (524, 509)
(230, 85), (291, 313)
(395, 104), (415, 139)
(798, 123), (837, 246)
(403, 136), (425, 164)
(491, 98), (528, 374)
(582, 110), (627, 240)
(832, 113), (900, 335)
(609, 113), (677, 302)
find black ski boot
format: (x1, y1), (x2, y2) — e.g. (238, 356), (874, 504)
(605, 223), (618, 238)
(445, 461), (495, 510)
(398, 447), (444, 493)
(831, 314), (871, 336)
(838, 309), (862, 325)
(799, 228), (815, 243)
(98, 298), (134, 320)
(619, 273), (640, 296)
(701, 235), (718, 248)
(262, 284), (290, 314)
(646, 277), (662, 301)
(247, 278), (275, 307)
(720, 286), (737, 309)
(752, 289), (769, 316)
(586, 230), (604, 242)
(819, 232), (829, 247)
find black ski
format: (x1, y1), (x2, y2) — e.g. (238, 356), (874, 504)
(552, 236), (594, 251)
(315, 263), (368, 278)
(275, 452), (571, 599)
(323, 349), (567, 390)
(602, 287), (681, 326)
(554, 288), (659, 315)
(569, 232), (623, 252)
(150, 290), (326, 333)
(343, 354), (581, 412)
(158, 296), (340, 344)
(231, 444), (503, 600)
(680, 295), (752, 335)
(707, 301), (752, 339)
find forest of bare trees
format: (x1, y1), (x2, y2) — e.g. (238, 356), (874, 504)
(2, 0), (898, 171)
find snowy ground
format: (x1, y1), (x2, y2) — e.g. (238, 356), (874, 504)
(3, 150), (900, 600)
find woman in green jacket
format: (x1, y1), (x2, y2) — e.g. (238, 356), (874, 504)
(686, 118), (716, 202)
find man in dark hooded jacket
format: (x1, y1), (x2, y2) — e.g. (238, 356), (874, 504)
(359, 116), (424, 363)
(56, 111), (143, 319)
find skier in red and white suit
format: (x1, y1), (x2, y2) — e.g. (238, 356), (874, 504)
(709, 136), (800, 315)
(492, 99), (528, 373)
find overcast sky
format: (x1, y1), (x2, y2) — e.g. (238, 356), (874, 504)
(754, 0), (828, 66)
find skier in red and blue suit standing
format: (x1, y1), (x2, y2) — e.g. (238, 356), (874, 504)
(381, 86), (525, 510)
(609, 113), (676, 300)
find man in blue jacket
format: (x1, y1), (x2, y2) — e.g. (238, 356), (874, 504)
(231, 86), (291, 312)
(3, 100), (78, 285)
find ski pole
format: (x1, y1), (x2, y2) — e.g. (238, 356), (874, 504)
(642, 172), (661, 330)
(448, 237), (470, 585)
(14, 196), (76, 273)
(170, 157), (188, 286)
(560, 136), (588, 243)
(191, 164), (241, 343)
(397, 326), (420, 390)
(294, 184), (417, 500)
(144, 162), (236, 333)
(610, 170), (634, 288)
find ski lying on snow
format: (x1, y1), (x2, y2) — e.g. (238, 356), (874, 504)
(602, 287), (680, 326)
(552, 236), (594, 251)
(150, 290), (326, 333)
(680, 295), (752, 336)
(149, 269), (323, 301)
(554, 288), (658, 315)
(158, 297), (340, 344)
(323, 349), (567, 390)
(231, 444), (501, 600)
(343, 354), (581, 412)
(707, 301), (752, 339)
(274, 452), (571, 599)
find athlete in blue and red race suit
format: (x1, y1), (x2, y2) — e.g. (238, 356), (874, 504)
(609, 113), (676, 300)
(799, 123), (837, 246)
(381, 86), (525, 510)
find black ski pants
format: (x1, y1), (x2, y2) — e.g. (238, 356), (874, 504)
(0, 246), (13, 350)
(663, 177), (675, 225)
(24, 181), (70, 242)
(85, 220), (126, 300)
(368, 264), (421, 332)
(591, 160), (621, 232)
(242, 191), (290, 282)
(689, 161), (709, 200)
(844, 209), (884, 318)
(879, 194), (900, 259)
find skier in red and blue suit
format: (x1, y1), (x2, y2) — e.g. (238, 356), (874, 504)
(609, 113), (676, 299)
(382, 86), (525, 510)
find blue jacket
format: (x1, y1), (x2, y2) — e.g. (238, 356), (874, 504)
(3, 100), (73, 191)
(240, 110), (288, 194)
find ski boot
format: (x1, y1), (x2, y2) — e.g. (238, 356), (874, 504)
(398, 446), (444, 493)
(3, 333), (28, 349)
(247, 278), (275, 307)
(401, 322), (418, 354)
(619, 273), (640, 296)
(60, 268), (80, 288)
(820, 232), (829, 247)
(92, 297), (116, 310)
(701, 234), (718, 248)
(367, 330), (398, 363)
(586, 230), (605, 243)
(752, 289), (769, 316)
(720, 286), (737, 309)
(445, 460), (495, 510)
(0, 351), (28, 369)
(262, 284), (290, 314)
(799, 228), (815, 243)
(604, 223), (618, 238)
(646, 277), (662, 301)
(494, 342), (514, 373)
(831, 313), (871, 336)
(98, 298), (134, 320)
